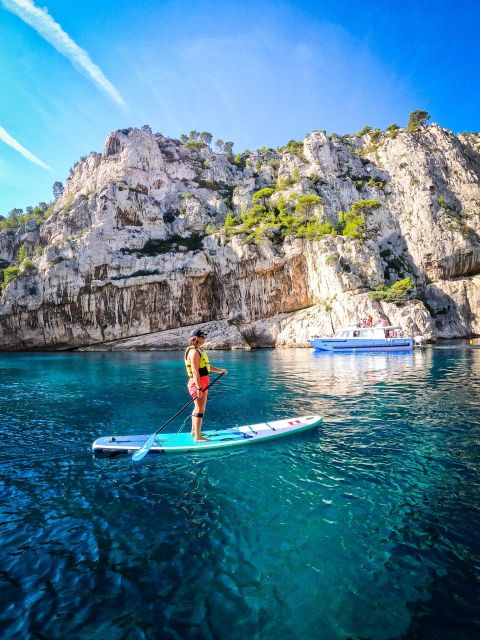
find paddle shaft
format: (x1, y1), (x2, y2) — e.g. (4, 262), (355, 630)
(153, 372), (225, 438)
(132, 373), (225, 462)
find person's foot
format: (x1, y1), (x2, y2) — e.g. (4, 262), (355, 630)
(194, 435), (209, 442)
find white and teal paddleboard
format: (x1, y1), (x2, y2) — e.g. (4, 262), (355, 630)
(92, 415), (322, 455)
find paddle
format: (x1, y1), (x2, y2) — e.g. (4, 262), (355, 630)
(132, 373), (225, 462)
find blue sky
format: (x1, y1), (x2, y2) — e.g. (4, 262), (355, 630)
(0, 0), (478, 214)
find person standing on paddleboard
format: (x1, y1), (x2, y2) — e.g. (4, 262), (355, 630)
(185, 329), (227, 442)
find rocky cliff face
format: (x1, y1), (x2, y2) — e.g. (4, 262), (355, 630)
(1, 123), (479, 350)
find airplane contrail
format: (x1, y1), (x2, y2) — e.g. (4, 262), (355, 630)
(2, 0), (126, 108)
(0, 126), (52, 171)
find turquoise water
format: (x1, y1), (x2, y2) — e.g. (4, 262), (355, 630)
(1, 346), (479, 639)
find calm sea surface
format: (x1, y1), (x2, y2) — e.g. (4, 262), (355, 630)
(0, 345), (479, 639)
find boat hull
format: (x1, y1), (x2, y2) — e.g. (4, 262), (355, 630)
(309, 337), (413, 352)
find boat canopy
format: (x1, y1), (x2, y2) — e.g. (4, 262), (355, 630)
(313, 325), (405, 339)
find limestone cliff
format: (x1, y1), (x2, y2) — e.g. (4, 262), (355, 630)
(0, 123), (479, 350)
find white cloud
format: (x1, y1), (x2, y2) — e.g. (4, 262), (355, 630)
(0, 126), (52, 171)
(2, 0), (126, 108)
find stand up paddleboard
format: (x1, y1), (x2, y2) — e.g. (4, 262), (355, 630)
(92, 415), (322, 455)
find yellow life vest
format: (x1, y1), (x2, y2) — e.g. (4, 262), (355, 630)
(184, 347), (211, 378)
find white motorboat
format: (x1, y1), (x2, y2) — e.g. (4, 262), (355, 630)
(309, 324), (413, 352)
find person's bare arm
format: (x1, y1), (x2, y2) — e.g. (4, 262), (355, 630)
(210, 365), (228, 374)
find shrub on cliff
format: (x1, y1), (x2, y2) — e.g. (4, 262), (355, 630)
(279, 140), (304, 156)
(223, 142), (234, 155)
(21, 259), (36, 275)
(294, 194), (323, 222)
(252, 187), (275, 206)
(199, 132), (213, 145)
(52, 181), (64, 199)
(354, 125), (372, 137)
(183, 140), (206, 151)
(233, 153), (246, 168)
(337, 200), (381, 240)
(437, 195), (457, 212)
(407, 110), (430, 132)
(241, 204), (268, 228)
(179, 130), (212, 150)
(295, 220), (337, 241)
(0, 208), (22, 230)
(369, 277), (414, 304)
(1, 266), (21, 288)
(225, 194), (331, 243)
(386, 123), (400, 139)
(275, 175), (298, 190)
(0, 201), (53, 233)
(17, 244), (29, 262)
(224, 196), (381, 245)
(337, 210), (366, 240)
(367, 177), (386, 190)
(224, 212), (236, 227)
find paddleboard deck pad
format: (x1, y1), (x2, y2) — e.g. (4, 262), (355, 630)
(92, 415), (322, 455)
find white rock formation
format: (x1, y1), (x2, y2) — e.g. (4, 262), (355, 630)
(0, 123), (479, 349)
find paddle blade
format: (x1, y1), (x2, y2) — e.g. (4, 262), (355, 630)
(132, 432), (157, 462)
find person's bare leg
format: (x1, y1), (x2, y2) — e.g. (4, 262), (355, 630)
(192, 394), (208, 441)
(191, 398), (200, 436)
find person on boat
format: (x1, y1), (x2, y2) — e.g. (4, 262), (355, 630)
(185, 329), (228, 442)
